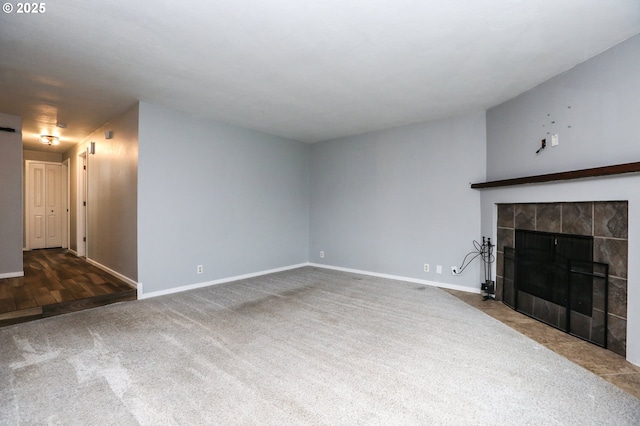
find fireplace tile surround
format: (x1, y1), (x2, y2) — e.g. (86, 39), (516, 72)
(496, 201), (628, 356)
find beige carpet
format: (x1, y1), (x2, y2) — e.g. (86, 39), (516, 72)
(1, 267), (638, 425)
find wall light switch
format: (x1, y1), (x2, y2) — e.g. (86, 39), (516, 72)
(551, 133), (559, 146)
(436, 265), (442, 274)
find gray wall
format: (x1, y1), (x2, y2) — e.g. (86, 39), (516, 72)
(0, 113), (23, 277)
(483, 34), (640, 365)
(137, 102), (309, 295)
(487, 34), (640, 181)
(64, 104), (139, 282)
(309, 112), (486, 290)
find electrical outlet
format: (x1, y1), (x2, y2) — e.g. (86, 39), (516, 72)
(436, 265), (442, 274)
(320, 251), (325, 258)
(423, 263), (429, 272)
(197, 265), (203, 274)
(451, 266), (460, 275)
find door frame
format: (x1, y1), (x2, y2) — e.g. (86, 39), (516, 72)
(62, 158), (69, 249)
(76, 151), (88, 257)
(24, 160), (66, 251)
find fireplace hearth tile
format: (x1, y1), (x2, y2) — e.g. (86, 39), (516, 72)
(497, 204), (514, 228)
(595, 238), (628, 279)
(590, 309), (606, 347)
(570, 311), (592, 342)
(608, 315), (627, 356)
(515, 204), (536, 230)
(562, 202), (592, 235)
(503, 278), (515, 307)
(497, 227), (514, 252)
(594, 201), (628, 239)
(608, 276), (628, 318)
(518, 291), (534, 314)
(533, 298), (565, 330)
(536, 203), (561, 233)
(521, 322), (575, 347)
(593, 279), (605, 312)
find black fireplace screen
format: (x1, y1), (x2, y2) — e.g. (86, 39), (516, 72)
(503, 230), (608, 348)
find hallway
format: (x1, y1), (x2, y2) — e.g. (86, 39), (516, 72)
(0, 249), (136, 326)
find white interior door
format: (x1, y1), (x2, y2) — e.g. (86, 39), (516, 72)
(28, 162), (46, 249)
(45, 164), (62, 247)
(27, 161), (62, 249)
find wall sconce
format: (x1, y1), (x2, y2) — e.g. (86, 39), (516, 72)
(105, 131), (113, 139)
(90, 141), (96, 155)
(40, 135), (60, 145)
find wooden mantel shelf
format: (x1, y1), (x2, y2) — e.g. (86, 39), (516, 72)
(471, 161), (640, 189)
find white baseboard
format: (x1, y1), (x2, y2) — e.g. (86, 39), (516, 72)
(139, 262), (480, 300)
(308, 263), (481, 294)
(0, 271), (24, 279)
(138, 263), (309, 300)
(85, 258), (138, 289)
(67, 248), (78, 256)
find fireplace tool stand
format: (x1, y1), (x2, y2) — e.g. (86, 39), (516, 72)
(454, 237), (496, 301)
(480, 237), (495, 301)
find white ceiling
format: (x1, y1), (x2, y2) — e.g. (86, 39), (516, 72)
(1, 0), (639, 152)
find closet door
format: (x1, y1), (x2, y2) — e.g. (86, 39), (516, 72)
(28, 162), (46, 249)
(45, 164), (62, 247)
(27, 162), (62, 249)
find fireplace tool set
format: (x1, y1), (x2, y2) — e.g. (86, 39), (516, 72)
(455, 237), (495, 300)
(479, 237), (495, 300)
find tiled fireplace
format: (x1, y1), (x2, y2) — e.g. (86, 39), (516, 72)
(495, 201), (628, 356)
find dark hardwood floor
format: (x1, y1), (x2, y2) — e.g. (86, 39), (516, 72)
(0, 249), (136, 326)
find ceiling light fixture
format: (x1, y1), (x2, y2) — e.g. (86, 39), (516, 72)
(40, 135), (60, 145)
